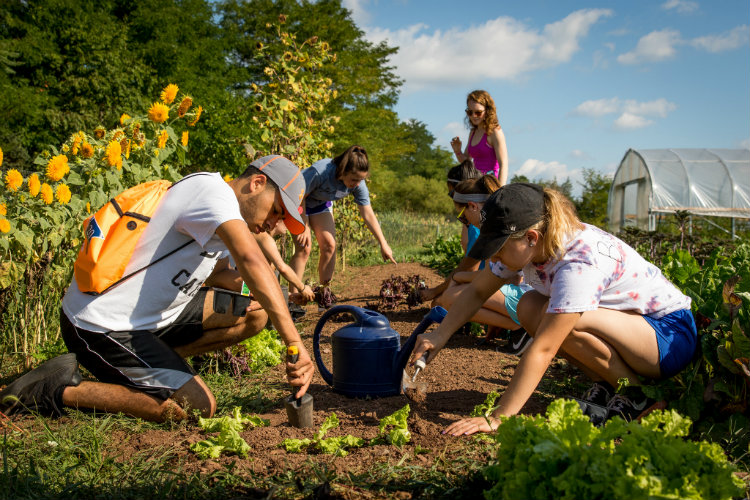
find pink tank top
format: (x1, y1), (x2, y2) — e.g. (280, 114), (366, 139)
(467, 129), (499, 177)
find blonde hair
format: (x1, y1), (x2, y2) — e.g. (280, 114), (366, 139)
(453, 174), (502, 207)
(465, 90), (500, 133)
(508, 188), (582, 260)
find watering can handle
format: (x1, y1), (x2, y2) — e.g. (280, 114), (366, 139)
(312, 305), (369, 387)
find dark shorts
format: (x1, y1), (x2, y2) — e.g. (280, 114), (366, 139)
(643, 308), (698, 378)
(306, 200), (333, 216)
(61, 288), (208, 401)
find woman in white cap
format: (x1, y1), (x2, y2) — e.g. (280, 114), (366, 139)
(411, 183), (697, 434)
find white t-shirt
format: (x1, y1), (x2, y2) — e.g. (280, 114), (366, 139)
(489, 224), (691, 318)
(62, 173), (244, 332)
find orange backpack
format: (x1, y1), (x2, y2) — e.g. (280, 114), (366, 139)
(74, 179), (192, 295)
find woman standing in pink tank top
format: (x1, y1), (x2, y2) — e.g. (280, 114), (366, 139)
(450, 90), (508, 185)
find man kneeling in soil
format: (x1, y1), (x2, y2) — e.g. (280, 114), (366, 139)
(0, 155), (314, 422)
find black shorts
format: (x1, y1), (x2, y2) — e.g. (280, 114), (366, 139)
(60, 288), (207, 401)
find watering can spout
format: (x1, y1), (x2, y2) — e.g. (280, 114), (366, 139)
(394, 306), (448, 375)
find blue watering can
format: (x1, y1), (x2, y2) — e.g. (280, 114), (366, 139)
(313, 305), (447, 398)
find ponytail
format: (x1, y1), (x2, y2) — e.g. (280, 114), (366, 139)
(333, 145), (369, 179)
(453, 174), (502, 207)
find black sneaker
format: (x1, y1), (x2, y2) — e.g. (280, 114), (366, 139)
(0, 353), (82, 417)
(508, 328), (532, 355)
(605, 392), (657, 422)
(573, 398), (609, 427)
(581, 381), (614, 407)
(288, 302), (306, 322)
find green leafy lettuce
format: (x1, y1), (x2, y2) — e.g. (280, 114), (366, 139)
(281, 413), (365, 457)
(370, 404), (411, 447)
(482, 399), (744, 500)
(190, 407), (269, 459)
(470, 391), (501, 418)
(239, 328), (286, 372)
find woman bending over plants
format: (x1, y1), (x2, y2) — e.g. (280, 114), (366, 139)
(411, 183), (697, 435)
(289, 145), (396, 309)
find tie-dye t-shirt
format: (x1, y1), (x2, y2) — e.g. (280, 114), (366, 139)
(489, 224), (691, 318)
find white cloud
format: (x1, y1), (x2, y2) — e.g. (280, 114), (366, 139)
(571, 97), (621, 117)
(662, 0), (699, 14)
(363, 8), (612, 91)
(614, 112), (653, 130)
(516, 159), (581, 183)
(740, 137), (750, 150)
(570, 149), (593, 160)
(341, 0), (372, 26)
(691, 25), (750, 53)
(571, 97), (677, 130)
(441, 121), (465, 144)
(617, 29), (681, 64)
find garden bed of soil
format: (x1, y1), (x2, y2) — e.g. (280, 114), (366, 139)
(8, 262), (587, 487)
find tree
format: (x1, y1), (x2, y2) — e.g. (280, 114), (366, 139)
(576, 168), (612, 228)
(510, 173), (574, 199)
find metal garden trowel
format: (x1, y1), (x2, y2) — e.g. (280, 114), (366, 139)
(284, 346), (314, 428)
(401, 353), (428, 402)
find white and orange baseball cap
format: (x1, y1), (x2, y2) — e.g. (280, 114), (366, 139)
(250, 155), (306, 235)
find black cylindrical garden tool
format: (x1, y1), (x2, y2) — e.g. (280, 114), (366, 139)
(284, 346), (314, 428)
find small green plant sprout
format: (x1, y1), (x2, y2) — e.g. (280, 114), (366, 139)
(370, 404), (411, 447)
(189, 407), (269, 459)
(470, 390), (501, 418)
(281, 412), (365, 457)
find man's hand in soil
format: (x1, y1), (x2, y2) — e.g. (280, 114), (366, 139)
(443, 415), (501, 436)
(286, 342), (314, 398)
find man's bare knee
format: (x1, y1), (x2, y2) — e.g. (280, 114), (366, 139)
(172, 377), (216, 418)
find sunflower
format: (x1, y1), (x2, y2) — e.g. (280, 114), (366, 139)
(177, 96), (192, 117)
(56, 184), (71, 204)
(157, 130), (168, 149)
(0, 146), (3, 167)
(5, 169), (23, 191)
(0, 218), (9, 234)
(188, 106), (203, 127)
(181, 131), (189, 147)
(81, 141), (94, 158)
(46, 155), (70, 181)
(105, 141), (122, 169)
(283, 51), (293, 62)
(148, 102), (170, 123)
(120, 113), (131, 125)
(160, 84), (179, 104)
(223, 174), (232, 182)
(86, 202), (91, 214)
(0, 203), (5, 216)
(28, 174), (40, 197)
(40, 183), (53, 205)
(94, 126), (106, 139)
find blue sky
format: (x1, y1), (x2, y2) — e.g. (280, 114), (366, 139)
(341, 0), (749, 195)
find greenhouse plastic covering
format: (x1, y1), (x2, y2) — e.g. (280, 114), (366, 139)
(609, 148), (750, 229)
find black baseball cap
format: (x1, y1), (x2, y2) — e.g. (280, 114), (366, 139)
(250, 155), (306, 235)
(468, 183), (545, 261)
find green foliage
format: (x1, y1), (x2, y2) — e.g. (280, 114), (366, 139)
(190, 407), (269, 459)
(282, 405), (412, 456)
(370, 404), (411, 447)
(641, 244), (750, 421)
(483, 399), (744, 500)
(421, 234), (465, 277)
(281, 413), (366, 457)
(470, 391), (501, 418)
(575, 168), (612, 229)
(334, 196), (370, 271)
(239, 328), (286, 373)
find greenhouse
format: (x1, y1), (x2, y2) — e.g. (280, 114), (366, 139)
(607, 148), (750, 236)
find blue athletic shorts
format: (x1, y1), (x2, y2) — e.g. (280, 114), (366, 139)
(643, 308), (697, 378)
(501, 283), (532, 326)
(306, 200), (333, 216)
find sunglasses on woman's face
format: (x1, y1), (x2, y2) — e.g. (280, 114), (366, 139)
(456, 206), (470, 226)
(465, 108), (484, 117)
